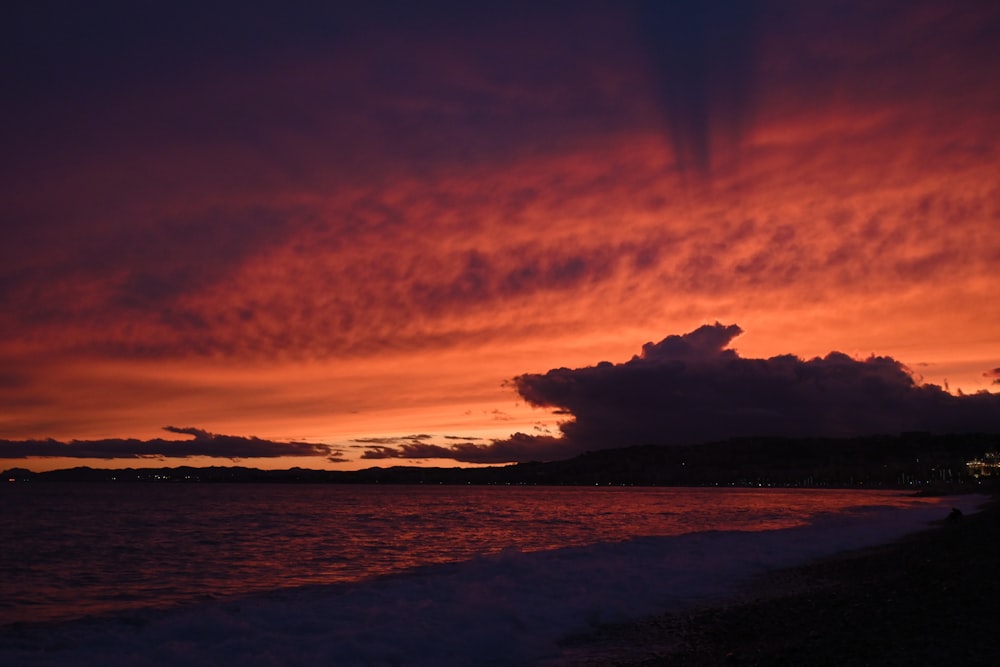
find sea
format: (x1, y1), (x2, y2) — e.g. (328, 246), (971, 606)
(0, 483), (985, 666)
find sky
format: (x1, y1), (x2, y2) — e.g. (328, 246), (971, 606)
(2, 0), (998, 471)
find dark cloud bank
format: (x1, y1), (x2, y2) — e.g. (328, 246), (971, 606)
(0, 426), (339, 461)
(366, 323), (1000, 464)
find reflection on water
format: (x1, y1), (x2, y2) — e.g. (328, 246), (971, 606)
(0, 484), (935, 625)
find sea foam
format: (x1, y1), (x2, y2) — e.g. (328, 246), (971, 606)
(1, 494), (984, 667)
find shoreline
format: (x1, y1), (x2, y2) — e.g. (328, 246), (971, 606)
(548, 496), (999, 666)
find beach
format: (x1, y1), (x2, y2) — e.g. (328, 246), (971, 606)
(4, 486), (983, 666)
(553, 495), (999, 666)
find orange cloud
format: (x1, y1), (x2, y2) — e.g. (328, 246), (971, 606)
(1, 2), (997, 467)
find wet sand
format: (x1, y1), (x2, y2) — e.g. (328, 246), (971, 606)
(552, 495), (999, 666)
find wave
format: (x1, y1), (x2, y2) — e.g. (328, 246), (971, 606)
(1, 494), (984, 667)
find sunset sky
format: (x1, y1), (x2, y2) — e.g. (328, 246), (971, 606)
(2, 1), (998, 471)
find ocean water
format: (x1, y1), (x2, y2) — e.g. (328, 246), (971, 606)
(0, 483), (984, 666)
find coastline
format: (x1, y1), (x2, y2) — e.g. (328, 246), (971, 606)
(549, 495), (999, 666)
(3, 489), (992, 666)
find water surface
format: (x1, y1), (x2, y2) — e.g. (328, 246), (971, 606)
(0, 483), (958, 627)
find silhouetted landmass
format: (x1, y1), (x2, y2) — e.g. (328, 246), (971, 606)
(4, 432), (999, 490)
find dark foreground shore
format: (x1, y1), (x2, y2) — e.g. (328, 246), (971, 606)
(552, 496), (999, 666)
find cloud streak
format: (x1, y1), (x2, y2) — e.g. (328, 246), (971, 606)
(0, 427), (334, 460)
(358, 433), (573, 465)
